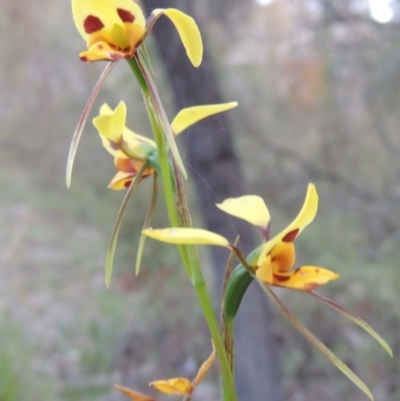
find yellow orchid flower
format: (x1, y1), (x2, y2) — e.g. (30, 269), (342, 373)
(93, 101), (156, 159)
(217, 183), (339, 291)
(144, 184), (338, 292)
(93, 101), (238, 190)
(93, 101), (156, 189)
(72, 0), (202, 65)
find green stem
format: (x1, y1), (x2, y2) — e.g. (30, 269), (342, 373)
(127, 57), (188, 263)
(127, 54), (237, 401)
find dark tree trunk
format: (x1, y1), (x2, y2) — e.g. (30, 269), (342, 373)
(142, 1), (283, 400)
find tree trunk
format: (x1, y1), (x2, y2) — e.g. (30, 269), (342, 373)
(142, 1), (283, 400)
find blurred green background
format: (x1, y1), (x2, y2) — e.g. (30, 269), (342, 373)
(1, 0), (400, 400)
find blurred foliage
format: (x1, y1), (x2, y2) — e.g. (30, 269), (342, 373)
(1, 0), (400, 400)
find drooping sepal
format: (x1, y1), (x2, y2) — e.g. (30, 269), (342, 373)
(146, 8), (203, 67)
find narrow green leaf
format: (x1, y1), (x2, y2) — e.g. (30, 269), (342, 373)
(136, 174), (158, 275)
(105, 163), (148, 288)
(259, 282), (374, 401)
(310, 291), (393, 357)
(66, 62), (116, 188)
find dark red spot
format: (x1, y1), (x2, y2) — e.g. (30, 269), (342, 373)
(84, 15), (104, 34)
(80, 56), (89, 62)
(124, 180), (132, 188)
(282, 229), (299, 242)
(117, 8), (135, 23)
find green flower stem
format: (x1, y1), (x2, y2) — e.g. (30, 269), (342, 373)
(127, 57), (188, 266)
(127, 54), (237, 401)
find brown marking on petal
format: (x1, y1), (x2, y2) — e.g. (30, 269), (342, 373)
(80, 55), (89, 62)
(117, 8), (135, 23)
(282, 229), (299, 242)
(97, 44), (104, 50)
(273, 273), (291, 283)
(124, 180), (132, 188)
(110, 141), (119, 150)
(84, 15), (104, 34)
(261, 222), (271, 242)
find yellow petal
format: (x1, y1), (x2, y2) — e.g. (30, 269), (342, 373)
(245, 243), (265, 267)
(270, 241), (295, 273)
(114, 157), (153, 176)
(272, 266), (339, 291)
(150, 378), (192, 395)
(114, 384), (156, 401)
(258, 183), (318, 266)
(216, 195), (271, 229)
(255, 256), (273, 284)
(171, 102), (238, 136)
(72, 0), (145, 42)
(99, 103), (113, 114)
(122, 129), (156, 160)
(80, 41), (127, 62)
(124, 127), (156, 148)
(93, 101), (126, 144)
(100, 135), (127, 158)
(192, 341), (216, 388)
(114, 157), (139, 173)
(108, 163), (153, 190)
(149, 9), (203, 67)
(142, 228), (230, 247)
(108, 171), (134, 190)
(95, 105), (156, 159)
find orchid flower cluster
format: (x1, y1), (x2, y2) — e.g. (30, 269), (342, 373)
(68, 1), (392, 400)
